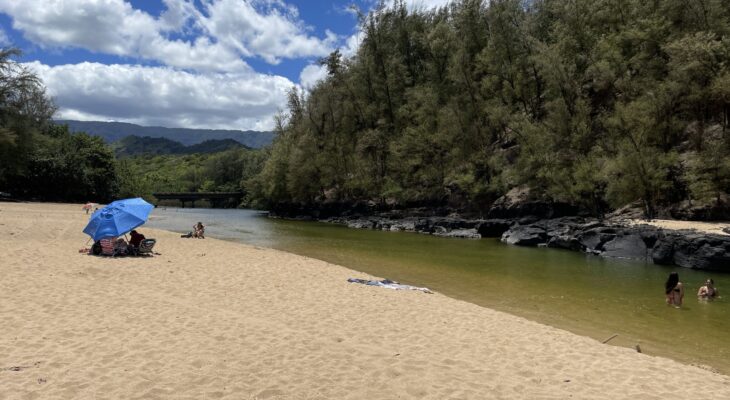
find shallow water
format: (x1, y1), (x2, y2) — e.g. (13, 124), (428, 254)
(147, 207), (730, 373)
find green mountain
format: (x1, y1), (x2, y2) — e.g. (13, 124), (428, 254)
(55, 120), (275, 148)
(112, 135), (247, 158)
(187, 139), (248, 154)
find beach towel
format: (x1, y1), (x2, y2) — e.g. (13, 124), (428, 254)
(347, 278), (433, 294)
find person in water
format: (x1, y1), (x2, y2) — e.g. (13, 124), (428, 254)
(697, 278), (718, 300)
(665, 272), (684, 307)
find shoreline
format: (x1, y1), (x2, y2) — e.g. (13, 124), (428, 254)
(2, 203), (730, 398)
(274, 211), (730, 271)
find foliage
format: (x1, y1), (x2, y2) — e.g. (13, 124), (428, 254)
(252, 0), (730, 217)
(112, 135), (246, 158)
(117, 148), (268, 206)
(0, 48), (121, 202)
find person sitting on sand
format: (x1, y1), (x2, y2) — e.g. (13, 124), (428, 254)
(114, 237), (129, 256)
(698, 279), (718, 300)
(129, 230), (145, 248)
(128, 230), (146, 254)
(665, 272), (684, 307)
(193, 222), (205, 239)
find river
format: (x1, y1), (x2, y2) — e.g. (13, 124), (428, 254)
(146, 207), (730, 374)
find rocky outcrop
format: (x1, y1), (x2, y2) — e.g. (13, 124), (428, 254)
(600, 234), (649, 260)
(476, 219), (513, 237)
(434, 228), (481, 239)
(668, 234), (730, 270)
(501, 225), (547, 246)
(498, 218), (730, 271)
(278, 207), (730, 271)
(487, 186), (579, 219)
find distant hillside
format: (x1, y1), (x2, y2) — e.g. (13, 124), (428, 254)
(112, 135), (248, 158)
(56, 120), (275, 148)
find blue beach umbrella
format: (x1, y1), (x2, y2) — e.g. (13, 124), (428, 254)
(83, 198), (154, 241)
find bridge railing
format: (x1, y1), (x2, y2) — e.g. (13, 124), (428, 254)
(152, 192), (245, 208)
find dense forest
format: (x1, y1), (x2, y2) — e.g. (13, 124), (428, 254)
(252, 0), (730, 218)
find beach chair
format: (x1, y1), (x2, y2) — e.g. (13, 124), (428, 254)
(137, 239), (157, 255)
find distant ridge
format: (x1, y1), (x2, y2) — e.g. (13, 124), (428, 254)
(111, 135), (248, 158)
(55, 119), (275, 148)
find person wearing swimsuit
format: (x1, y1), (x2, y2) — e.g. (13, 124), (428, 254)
(665, 272), (684, 307)
(698, 278), (718, 300)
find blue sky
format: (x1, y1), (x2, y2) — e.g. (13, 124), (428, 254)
(0, 0), (448, 130)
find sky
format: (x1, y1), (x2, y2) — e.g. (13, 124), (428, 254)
(0, 0), (451, 131)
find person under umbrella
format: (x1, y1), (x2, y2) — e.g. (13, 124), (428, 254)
(83, 198), (154, 256)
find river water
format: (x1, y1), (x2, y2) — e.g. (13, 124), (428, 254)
(146, 207), (730, 373)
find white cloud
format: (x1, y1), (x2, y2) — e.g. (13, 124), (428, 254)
(342, 30), (364, 58)
(401, 0), (453, 11)
(159, 0), (197, 32)
(196, 0), (337, 65)
(297, 28), (362, 89)
(0, 0), (337, 71)
(26, 61), (293, 130)
(299, 63), (328, 90)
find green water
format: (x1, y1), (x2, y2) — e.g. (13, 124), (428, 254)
(147, 208), (730, 373)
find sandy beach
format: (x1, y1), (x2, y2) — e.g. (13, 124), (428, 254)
(627, 218), (730, 236)
(2, 203), (729, 399)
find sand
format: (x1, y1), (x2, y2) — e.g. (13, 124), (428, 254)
(2, 203), (729, 400)
(627, 218), (729, 236)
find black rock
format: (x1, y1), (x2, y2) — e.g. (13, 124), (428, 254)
(651, 237), (675, 265)
(638, 229), (660, 248)
(501, 225), (547, 246)
(387, 219), (416, 231)
(580, 220), (604, 230)
(432, 218), (478, 230)
(518, 216), (540, 225)
(576, 229), (615, 252)
(347, 219), (375, 229)
(477, 219), (513, 237)
(547, 234), (584, 251)
(671, 234), (730, 271)
(434, 229), (481, 239)
(600, 234), (649, 260)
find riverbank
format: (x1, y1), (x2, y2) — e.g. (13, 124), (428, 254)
(2, 203), (730, 399)
(295, 211), (730, 271)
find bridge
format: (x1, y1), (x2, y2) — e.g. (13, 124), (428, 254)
(152, 191), (245, 208)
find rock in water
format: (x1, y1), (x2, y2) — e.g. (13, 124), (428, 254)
(600, 234), (649, 260)
(501, 225), (547, 246)
(476, 219), (512, 237)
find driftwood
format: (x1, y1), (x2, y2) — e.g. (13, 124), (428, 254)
(601, 334), (619, 344)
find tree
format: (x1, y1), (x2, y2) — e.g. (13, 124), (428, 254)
(249, 0), (730, 218)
